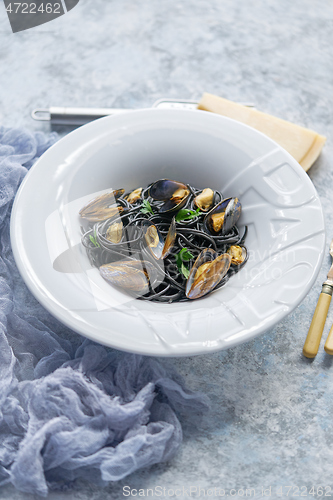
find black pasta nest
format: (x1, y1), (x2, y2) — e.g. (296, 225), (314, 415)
(80, 181), (248, 303)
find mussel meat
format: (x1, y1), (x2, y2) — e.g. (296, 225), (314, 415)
(227, 245), (247, 265)
(194, 188), (215, 212)
(204, 197), (241, 236)
(99, 260), (156, 295)
(185, 248), (231, 300)
(125, 187), (143, 204)
(149, 179), (190, 213)
(143, 218), (176, 260)
(106, 220), (123, 243)
(79, 190), (124, 222)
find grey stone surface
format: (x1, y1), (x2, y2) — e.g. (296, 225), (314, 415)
(1, 0), (333, 498)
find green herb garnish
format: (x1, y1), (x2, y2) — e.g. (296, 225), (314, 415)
(175, 207), (202, 222)
(140, 199), (154, 215)
(176, 247), (194, 278)
(89, 227), (100, 248)
(180, 263), (190, 279)
(89, 235), (100, 248)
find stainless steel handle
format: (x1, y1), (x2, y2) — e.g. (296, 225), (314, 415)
(31, 106), (129, 126)
(31, 100), (255, 126)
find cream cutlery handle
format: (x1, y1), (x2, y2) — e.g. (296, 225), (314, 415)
(324, 324), (333, 354)
(303, 284), (333, 358)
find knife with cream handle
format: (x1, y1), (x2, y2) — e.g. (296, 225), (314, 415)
(303, 239), (333, 358)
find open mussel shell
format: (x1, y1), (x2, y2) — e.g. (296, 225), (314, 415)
(142, 218), (176, 260)
(185, 248), (216, 296)
(227, 245), (247, 266)
(204, 197), (241, 236)
(185, 249), (231, 300)
(194, 188), (215, 212)
(79, 190), (125, 222)
(149, 179), (190, 213)
(142, 222), (165, 260)
(161, 217), (176, 259)
(99, 260), (156, 295)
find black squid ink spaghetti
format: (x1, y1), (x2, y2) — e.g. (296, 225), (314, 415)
(79, 179), (248, 303)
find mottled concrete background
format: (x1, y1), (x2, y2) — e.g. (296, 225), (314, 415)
(1, 0), (333, 498)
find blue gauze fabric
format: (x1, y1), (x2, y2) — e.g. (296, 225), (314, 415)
(0, 127), (209, 497)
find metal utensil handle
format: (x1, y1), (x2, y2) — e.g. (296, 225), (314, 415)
(31, 107), (129, 126)
(31, 102), (199, 125)
(31, 99), (256, 126)
(303, 283), (333, 358)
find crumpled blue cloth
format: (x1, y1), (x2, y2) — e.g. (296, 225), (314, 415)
(0, 126), (209, 497)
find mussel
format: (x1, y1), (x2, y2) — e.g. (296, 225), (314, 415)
(106, 220), (123, 243)
(149, 179), (190, 213)
(144, 224), (164, 260)
(185, 248), (231, 300)
(99, 260), (156, 295)
(162, 217), (177, 258)
(125, 187), (142, 204)
(79, 190), (124, 222)
(143, 218), (176, 260)
(204, 197), (241, 236)
(194, 188), (215, 212)
(227, 245), (247, 265)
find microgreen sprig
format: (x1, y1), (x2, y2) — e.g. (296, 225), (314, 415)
(175, 207), (202, 222)
(140, 199), (154, 215)
(176, 247), (194, 279)
(89, 227), (100, 248)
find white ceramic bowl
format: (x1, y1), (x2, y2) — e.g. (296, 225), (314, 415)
(10, 109), (325, 356)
